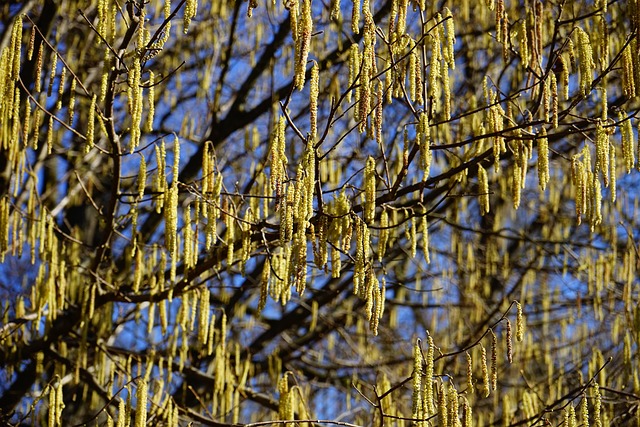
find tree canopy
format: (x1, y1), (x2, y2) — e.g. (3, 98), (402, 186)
(0, 0), (639, 425)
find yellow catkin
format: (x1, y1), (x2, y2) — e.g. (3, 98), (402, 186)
(395, 0), (408, 41)
(428, 28), (442, 113)
(421, 210), (430, 264)
(137, 154), (147, 200)
(364, 156), (376, 223)
(595, 120), (609, 187)
(519, 20), (529, 69)
(537, 128), (549, 191)
(294, 0), (312, 91)
(581, 393), (590, 426)
(478, 164), (490, 215)
(165, 183), (179, 282)
(516, 301), (525, 341)
(576, 27), (595, 96)
(466, 352), (474, 393)
(129, 57), (144, 153)
(481, 344), (490, 397)
(411, 341), (423, 422)
(593, 383), (602, 427)
(621, 44), (636, 98)
(145, 71), (155, 132)
(443, 62), (451, 120)
(409, 44), (417, 103)
(424, 334), (434, 415)
(270, 117), (288, 203)
(418, 112), (432, 180)
(135, 379), (148, 427)
(34, 44), (43, 93)
(47, 52), (57, 97)
(85, 94), (97, 153)
(448, 384), (459, 427)
(309, 61), (319, 141)
(68, 77), (77, 125)
(550, 72), (558, 128)
(443, 8), (456, 70)
(374, 81), (384, 144)
(352, 0), (361, 34)
(620, 112), (635, 173)
(183, 0), (198, 33)
(378, 209), (388, 261)
(331, 0), (341, 20)
(48, 383), (56, 427)
(348, 44), (360, 104)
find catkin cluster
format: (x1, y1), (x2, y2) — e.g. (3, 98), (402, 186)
(571, 145), (603, 229)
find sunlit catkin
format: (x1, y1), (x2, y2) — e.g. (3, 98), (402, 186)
(412, 340), (423, 422)
(294, 0), (312, 91)
(137, 155), (146, 200)
(364, 156), (376, 223)
(129, 56), (143, 153)
(145, 71), (155, 132)
(620, 111), (635, 173)
(438, 382), (448, 427)
(621, 44), (636, 98)
(593, 383), (602, 427)
(481, 343), (490, 397)
(537, 128), (549, 191)
(461, 352), (473, 398)
(418, 112), (432, 180)
(348, 44), (360, 104)
(575, 28), (595, 96)
(378, 209), (388, 261)
(85, 94), (97, 153)
(351, 0), (364, 34)
(516, 301), (525, 341)
(184, 0), (198, 33)
(478, 164), (490, 215)
(424, 334), (435, 415)
(309, 61), (319, 141)
(421, 210), (430, 264)
(135, 379), (148, 427)
(595, 120), (609, 187)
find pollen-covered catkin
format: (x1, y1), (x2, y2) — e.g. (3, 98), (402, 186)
(620, 111), (635, 172)
(595, 120), (610, 187)
(481, 343), (490, 397)
(478, 164), (490, 215)
(575, 27), (595, 96)
(364, 157), (376, 223)
(466, 352), (473, 393)
(516, 301), (525, 341)
(135, 379), (148, 427)
(309, 62), (319, 141)
(411, 339), (423, 422)
(537, 128), (549, 191)
(294, 0), (312, 91)
(85, 94), (97, 153)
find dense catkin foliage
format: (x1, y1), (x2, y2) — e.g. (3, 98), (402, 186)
(0, 1), (639, 426)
